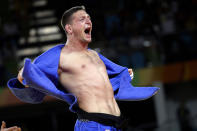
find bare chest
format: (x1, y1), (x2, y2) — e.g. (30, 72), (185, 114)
(59, 51), (105, 73)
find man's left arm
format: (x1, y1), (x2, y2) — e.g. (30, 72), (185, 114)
(97, 51), (159, 100)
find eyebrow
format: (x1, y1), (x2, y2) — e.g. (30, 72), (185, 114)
(79, 14), (91, 19)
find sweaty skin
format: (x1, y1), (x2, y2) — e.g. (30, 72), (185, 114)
(58, 10), (121, 116)
(58, 46), (121, 116)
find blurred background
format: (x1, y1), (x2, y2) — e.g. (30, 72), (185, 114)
(0, 0), (197, 130)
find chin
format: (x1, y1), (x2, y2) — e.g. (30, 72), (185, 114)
(87, 39), (92, 43)
(83, 38), (92, 44)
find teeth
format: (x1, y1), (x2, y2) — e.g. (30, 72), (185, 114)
(85, 25), (91, 28)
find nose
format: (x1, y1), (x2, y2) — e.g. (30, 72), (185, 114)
(86, 18), (92, 25)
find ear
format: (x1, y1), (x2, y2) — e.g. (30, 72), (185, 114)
(65, 24), (72, 34)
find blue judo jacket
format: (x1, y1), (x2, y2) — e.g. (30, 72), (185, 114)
(7, 44), (159, 112)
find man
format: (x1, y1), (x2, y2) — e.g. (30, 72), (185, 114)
(8, 6), (159, 131)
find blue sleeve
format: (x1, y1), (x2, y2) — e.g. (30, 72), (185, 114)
(98, 52), (159, 101)
(98, 52), (128, 91)
(7, 59), (46, 104)
(7, 78), (45, 103)
(7, 44), (65, 104)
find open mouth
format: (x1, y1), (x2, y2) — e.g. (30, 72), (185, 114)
(84, 27), (91, 35)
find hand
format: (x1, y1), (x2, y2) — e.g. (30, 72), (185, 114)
(1, 121), (21, 131)
(17, 68), (24, 84)
(128, 69), (134, 79)
(17, 68), (29, 88)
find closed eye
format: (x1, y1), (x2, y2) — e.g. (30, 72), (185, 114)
(79, 16), (86, 21)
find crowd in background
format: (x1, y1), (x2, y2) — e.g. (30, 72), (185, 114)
(0, 0), (197, 87)
(93, 0), (197, 68)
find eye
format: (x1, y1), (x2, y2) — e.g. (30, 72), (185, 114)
(80, 17), (85, 21)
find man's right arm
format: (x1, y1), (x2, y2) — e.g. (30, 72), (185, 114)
(7, 59), (46, 104)
(8, 44), (63, 103)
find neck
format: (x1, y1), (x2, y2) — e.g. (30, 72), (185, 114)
(65, 38), (89, 51)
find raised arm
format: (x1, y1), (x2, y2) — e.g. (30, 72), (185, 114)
(7, 59), (46, 104)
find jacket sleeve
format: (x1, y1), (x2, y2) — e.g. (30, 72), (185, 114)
(114, 69), (159, 101)
(98, 52), (128, 91)
(98, 52), (159, 101)
(7, 78), (45, 103)
(7, 59), (46, 104)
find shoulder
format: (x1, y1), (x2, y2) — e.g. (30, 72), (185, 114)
(88, 49), (99, 56)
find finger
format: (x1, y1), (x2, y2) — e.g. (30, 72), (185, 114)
(128, 69), (132, 74)
(6, 126), (18, 131)
(1, 121), (6, 129)
(130, 72), (134, 79)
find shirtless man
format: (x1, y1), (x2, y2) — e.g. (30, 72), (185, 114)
(16, 6), (132, 130)
(58, 8), (121, 116)
(10, 6), (158, 131)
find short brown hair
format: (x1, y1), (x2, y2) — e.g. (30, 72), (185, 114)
(61, 6), (86, 31)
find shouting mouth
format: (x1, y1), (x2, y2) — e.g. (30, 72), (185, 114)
(84, 26), (91, 37)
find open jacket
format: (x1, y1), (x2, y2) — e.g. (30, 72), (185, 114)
(7, 44), (159, 113)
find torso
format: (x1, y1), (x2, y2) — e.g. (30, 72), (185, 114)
(58, 46), (120, 116)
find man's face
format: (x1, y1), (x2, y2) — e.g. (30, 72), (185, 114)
(69, 10), (92, 44)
